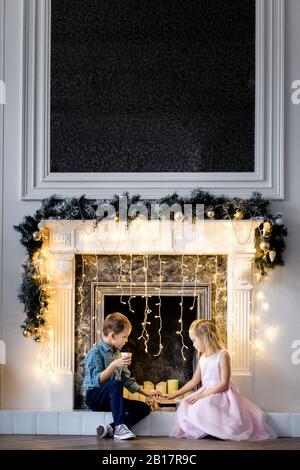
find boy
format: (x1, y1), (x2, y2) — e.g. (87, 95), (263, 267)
(83, 312), (160, 440)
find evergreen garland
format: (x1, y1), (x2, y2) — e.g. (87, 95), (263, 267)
(14, 190), (287, 339)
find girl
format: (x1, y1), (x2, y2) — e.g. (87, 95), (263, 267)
(165, 320), (276, 441)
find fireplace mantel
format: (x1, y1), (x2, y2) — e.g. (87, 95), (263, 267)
(43, 219), (261, 409)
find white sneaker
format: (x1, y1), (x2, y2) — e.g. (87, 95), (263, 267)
(113, 423), (136, 440)
(96, 424), (109, 438)
(96, 423), (114, 438)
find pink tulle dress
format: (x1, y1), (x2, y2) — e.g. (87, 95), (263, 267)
(170, 349), (276, 441)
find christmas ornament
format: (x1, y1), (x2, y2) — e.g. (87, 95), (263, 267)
(260, 240), (270, 251)
(234, 210), (244, 220)
(275, 214), (283, 225)
(263, 221), (272, 236)
(206, 209), (215, 219)
(269, 250), (276, 263)
(23, 328), (33, 337)
(174, 212), (184, 222)
(32, 231), (42, 242)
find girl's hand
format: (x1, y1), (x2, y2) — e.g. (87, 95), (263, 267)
(186, 392), (206, 404)
(162, 392), (177, 400)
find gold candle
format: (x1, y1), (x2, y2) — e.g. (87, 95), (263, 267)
(155, 381), (167, 394)
(167, 379), (179, 393)
(143, 381), (154, 390)
(131, 392), (140, 401)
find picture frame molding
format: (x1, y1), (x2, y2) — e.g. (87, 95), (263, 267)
(21, 0), (284, 200)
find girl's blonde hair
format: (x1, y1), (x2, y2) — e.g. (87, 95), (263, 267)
(189, 319), (224, 352)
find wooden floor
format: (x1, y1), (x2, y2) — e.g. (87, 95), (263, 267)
(0, 435), (299, 450)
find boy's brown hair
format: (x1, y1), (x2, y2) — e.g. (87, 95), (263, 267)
(102, 312), (132, 336)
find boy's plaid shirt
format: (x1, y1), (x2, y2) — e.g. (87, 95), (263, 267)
(83, 338), (140, 393)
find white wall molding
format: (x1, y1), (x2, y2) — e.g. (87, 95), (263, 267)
(21, 0), (284, 200)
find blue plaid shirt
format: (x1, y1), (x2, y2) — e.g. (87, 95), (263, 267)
(83, 339), (141, 393)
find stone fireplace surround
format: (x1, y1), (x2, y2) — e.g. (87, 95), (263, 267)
(45, 219), (257, 410)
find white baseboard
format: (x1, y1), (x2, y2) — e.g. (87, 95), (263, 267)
(0, 411), (299, 437)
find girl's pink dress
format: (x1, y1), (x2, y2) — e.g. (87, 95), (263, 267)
(170, 349), (276, 441)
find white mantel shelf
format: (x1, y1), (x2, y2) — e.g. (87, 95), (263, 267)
(44, 219), (261, 255)
(41, 219), (261, 409)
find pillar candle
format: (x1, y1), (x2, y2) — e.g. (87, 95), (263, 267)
(167, 379), (179, 393)
(143, 381), (154, 390)
(155, 381), (167, 394)
(131, 392), (140, 401)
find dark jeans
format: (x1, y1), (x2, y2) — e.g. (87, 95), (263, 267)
(85, 380), (150, 428)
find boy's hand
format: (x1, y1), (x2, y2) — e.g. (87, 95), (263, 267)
(113, 356), (132, 369)
(140, 388), (162, 398)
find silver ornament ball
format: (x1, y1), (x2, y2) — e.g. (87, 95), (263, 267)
(275, 215), (283, 225)
(174, 211), (184, 222)
(260, 240), (270, 251)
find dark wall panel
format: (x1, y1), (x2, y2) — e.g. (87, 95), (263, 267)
(51, 0), (255, 173)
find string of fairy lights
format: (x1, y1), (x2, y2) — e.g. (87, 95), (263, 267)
(34, 246), (261, 370)
(75, 253), (227, 361)
(153, 254), (163, 357)
(32, 239), (54, 373)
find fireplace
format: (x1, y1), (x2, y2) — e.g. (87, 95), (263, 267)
(43, 219), (258, 409)
(74, 254), (225, 409)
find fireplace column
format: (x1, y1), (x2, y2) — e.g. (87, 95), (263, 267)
(227, 254), (254, 396)
(49, 230), (76, 409)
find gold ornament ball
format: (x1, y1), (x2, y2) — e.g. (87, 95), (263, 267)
(23, 328), (33, 337)
(32, 231), (42, 241)
(263, 221), (272, 236)
(260, 240), (270, 251)
(234, 210), (244, 220)
(206, 209), (215, 219)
